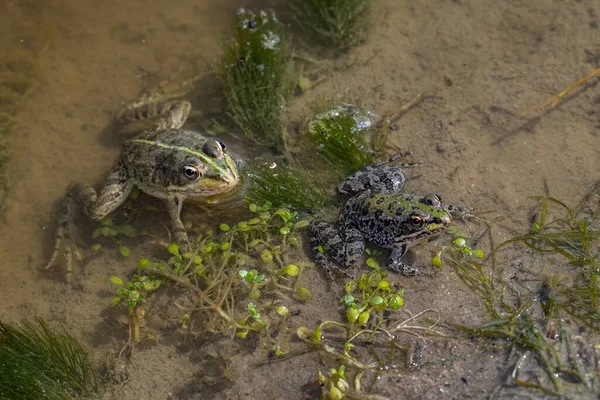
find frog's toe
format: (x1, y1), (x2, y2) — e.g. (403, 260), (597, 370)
(387, 260), (421, 276)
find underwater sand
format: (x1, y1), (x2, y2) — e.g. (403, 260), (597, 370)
(0, 0), (598, 398)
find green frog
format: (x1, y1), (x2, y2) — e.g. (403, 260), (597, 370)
(46, 100), (240, 281)
(310, 162), (452, 279)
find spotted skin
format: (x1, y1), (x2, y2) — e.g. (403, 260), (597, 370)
(310, 162), (452, 279)
(46, 101), (240, 281)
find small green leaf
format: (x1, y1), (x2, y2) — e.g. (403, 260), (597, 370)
(365, 257), (379, 269)
(167, 243), (180, 256)
(388, 294), (404, 309)
(193, 255), (203, 264)
(119, 246), (131, 258)
(110, 276), (124, 286)
(138, 258), (150, 269)
(249, 287), (261, 300)
(260, 249), (273, 263)
(432, 255), (443, 267)
(296, 286), (311, 301)
(109, 297), (122, 307)
(454, 238), (466, 247)
(279, 226), (291, 235)
(249, 203), (259, 213)
(346, 308), (360, 323)
(472, 249), (485, 259)
(219, 223), (231, 232)
(376, 280), (391, 292)
(371, 295), (384, 305)
(343, 295), (355, 306)
(239, 269), (249, 279)
(358, 311), (370, 325)
(91, 243), (102, 251)
(283, 264), (299, 276)
(312, 326), (322, 344)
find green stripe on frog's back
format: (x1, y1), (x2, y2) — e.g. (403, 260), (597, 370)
(129, 138), (229, 177)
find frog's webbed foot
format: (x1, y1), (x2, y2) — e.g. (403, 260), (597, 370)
(309, 221), (361, 281)
(45, 196), (84, 283)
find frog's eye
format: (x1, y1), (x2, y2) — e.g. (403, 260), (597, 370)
(203, 140), (224, 158)
(422, 194), (442, 207)
(217, 141), (226, 151)
(181, 165), (201, 181)
(410, 216), (426, 227)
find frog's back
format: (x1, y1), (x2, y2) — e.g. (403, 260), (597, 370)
(342, 192), (416, 246)
(118, 129), (206, 193)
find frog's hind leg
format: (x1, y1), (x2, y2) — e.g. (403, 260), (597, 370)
(117, 100), (191, 130)
(46, 162), (134, 282)
(73, 161), (135, 221)
(309, 221), (364, 280)
(45, 197), (83, 283)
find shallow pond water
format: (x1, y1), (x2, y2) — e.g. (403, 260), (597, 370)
(0, 0), (599, 399)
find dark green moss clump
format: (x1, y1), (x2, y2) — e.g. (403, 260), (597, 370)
(218, 9), (293, 151)
(0, 317), (100, 399)
(244, 161), (332, 213)
(290, 0), (375, 50)
(307, 102), (385, 176)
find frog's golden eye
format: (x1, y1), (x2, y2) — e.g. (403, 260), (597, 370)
(181, 165), (202, 181)
(410, 216), (426, 226)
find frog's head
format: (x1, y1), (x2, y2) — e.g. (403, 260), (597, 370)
(169, 139), (240, 199)
(404, 194), (452, 240)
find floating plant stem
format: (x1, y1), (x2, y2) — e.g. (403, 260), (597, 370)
(218, 8), (294, 152)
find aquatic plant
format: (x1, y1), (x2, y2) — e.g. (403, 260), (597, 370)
(290, 0), (376, 51)
(110, 203), (312, 349)
(447, 182), (600, 396)
(244, 160), (332, 213)
(290, 256), (442, 399)
(0, 317), (100, 399)
(305, 102), (387, 176)
(217, 8), (294, 152)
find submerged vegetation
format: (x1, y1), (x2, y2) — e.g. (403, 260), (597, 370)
(111, 203), (313, 350)
(0, 317), (100, 399)
(244, 101), (389, 212)
(218, 8), (294, 152)
(244, 160), (332, 213)
(290, 0), (376, 51)
(447, 182), (600, 396)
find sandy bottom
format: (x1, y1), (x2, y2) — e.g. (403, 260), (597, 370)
(0, 0), (598, 399)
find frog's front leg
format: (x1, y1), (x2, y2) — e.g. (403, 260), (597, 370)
(309, 221), (365, 280)
(387, 244), (420, 276)
(165, 196), (190, 253)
